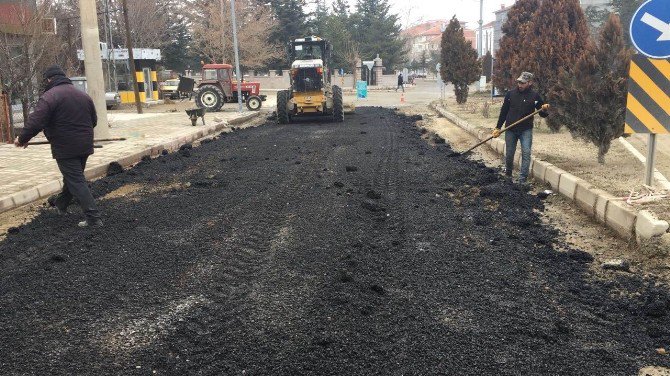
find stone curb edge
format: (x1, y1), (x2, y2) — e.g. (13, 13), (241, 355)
(429, 103), (669, 244)
(0, 112), (261, 215)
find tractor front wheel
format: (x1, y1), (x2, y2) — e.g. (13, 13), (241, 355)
(332, 85), (344, 122)
(196, 85), (225, 112)
(277, 90), (291, 124)
(246, 95), (262, 111)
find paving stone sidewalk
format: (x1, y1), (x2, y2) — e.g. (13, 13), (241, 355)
(0, 110), (260, 214)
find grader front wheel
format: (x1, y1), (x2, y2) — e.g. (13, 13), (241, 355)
(277, 90), (291, 124)
(332, 85), (344, 122)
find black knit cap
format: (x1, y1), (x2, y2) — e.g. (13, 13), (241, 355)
(43, 65), (66, 79)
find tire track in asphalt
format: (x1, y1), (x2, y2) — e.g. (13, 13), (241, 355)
(2, 108), (670, 375)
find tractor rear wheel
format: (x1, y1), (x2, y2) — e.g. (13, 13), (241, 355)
(277, 90), (290, 124)
(196, 85), (225, 112)
(246, 95), (262, 111)
(332, 85), (344, 122)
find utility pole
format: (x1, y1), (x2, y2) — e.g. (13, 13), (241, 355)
(101, 0), (112, 91)
(105, 0), (118, 91)
(219, 0), (227, 64)
(121, 0), (143, 114)
(79, 0), (110, 138)
(230, 0), (243, 112)
(478, 0), (484, 58)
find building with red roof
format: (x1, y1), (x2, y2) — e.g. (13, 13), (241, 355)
(402, 20), (476, 65)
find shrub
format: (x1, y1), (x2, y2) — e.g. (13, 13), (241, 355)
(553, 13), (632, 164)
(440, 16), (481, 104)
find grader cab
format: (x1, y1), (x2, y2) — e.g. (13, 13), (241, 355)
(276, 36), (344, 124)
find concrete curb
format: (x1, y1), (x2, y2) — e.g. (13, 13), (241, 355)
(0, 112), (261, 215)
(430, 103), (669, 243)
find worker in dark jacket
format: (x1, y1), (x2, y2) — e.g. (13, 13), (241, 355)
(395, 73), (404, 92)
(15, 65), (103, 228)
(493, 71), (550, 184)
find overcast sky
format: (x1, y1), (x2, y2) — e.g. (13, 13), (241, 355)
(340, 0), (517, 29)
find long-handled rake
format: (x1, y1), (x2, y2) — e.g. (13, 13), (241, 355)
(449, 108), (543, 157)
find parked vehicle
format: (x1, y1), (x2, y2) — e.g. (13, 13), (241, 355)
(70, 76), (121, 110)
(160, 78), (181, 99)
(180, 64), (266, 111)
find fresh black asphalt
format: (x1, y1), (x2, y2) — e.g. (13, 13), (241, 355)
(1, 107), (670, 375)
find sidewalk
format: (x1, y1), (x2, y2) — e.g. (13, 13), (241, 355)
(0, 110), (261, 214)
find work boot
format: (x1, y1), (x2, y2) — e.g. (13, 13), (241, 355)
(78, 218), (103, 228)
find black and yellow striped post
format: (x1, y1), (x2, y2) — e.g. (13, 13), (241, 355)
(624, 55), (670, 185)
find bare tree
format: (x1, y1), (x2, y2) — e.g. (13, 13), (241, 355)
(342, 39), (360, 88)
(0, 0), (61, 122)
(190, 0), (282, 70)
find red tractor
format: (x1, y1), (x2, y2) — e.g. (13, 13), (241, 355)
(188, 63), (266, 111)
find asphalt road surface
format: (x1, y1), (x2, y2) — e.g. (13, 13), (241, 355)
(1, 107), (670, 375)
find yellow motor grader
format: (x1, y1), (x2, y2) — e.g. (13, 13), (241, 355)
(276, 36), (344, 124)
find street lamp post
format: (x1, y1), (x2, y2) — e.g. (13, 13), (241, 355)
(230, 0), (243, 112)
(219, 0), (227, 64)
(478, 0), (484, 58)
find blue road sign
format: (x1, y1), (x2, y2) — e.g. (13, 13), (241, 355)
(630, 0), (670, 59)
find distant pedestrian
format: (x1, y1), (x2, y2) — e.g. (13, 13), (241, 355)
(14, 65), (103, 228)
(395, 73), (404, 92)
(492, 71), (550, 184)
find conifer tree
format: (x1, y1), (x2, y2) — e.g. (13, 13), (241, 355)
(322, 6), (356, 71)
(312, 0), (330, 36)
(517, 0), (590, 131)
(553, 14), (632, 164)
(268, 0), (311, 68)
(439, 16), (481, 104)
(351, 0), (407, 69)
(482, 51), (492, 82)
(612, 0), (644, 46)
(492, 0), (540, 91)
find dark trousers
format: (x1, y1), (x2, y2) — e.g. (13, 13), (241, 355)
(55, 156), (100, 220)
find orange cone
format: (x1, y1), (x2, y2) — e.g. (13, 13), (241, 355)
(400, 92), (405, 103)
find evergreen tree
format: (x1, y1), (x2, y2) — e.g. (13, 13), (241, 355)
(611, 0), (644, 46)
(419, 50), (428, 74)
(311, 0), (330, 36)
(268, 0), (311, 67)
(439, 16), (481, 104)
(332, 0), (350, 15)
(482, 51), (493, 82)
(553, 14), (632, 164)
(162, 15), (197, 73)
(492, 0), (540, 92)
(517, 0), (590, 131)
(321, 2), (356, 71)
(350, 0), (407, 70)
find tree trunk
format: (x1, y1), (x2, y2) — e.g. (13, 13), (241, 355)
(21, 98), (29, 125)
(455, 84), (469, 104)
(598, 145), (606, 165)
(545, 116), (562, 132)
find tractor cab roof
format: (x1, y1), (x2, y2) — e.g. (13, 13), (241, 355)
(203, 63), (233, 70)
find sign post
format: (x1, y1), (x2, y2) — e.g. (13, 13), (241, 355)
(627, 0), (670, 186)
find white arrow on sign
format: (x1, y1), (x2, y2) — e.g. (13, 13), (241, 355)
(641, 13), (670, 41)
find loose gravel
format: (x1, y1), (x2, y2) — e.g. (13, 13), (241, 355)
(1, 107), (670, 375)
